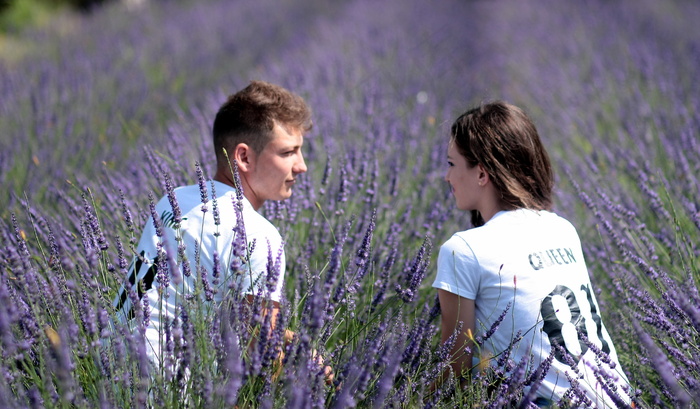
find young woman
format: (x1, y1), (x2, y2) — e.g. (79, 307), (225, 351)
(433, 101), (631, 407)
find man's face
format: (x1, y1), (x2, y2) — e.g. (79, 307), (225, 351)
(245, 123), (307, 209)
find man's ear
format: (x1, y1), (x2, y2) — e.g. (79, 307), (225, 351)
(233, 143), (254, 173)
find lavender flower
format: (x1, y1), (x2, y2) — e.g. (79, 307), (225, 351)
(195, 161), (208, 212)
(82, 192), (109, 251)
(209, 181), (221, 234)
(2, 0), (699, 407)
(479, 302), (511, 346)
(336, 161), (349, 207)
(633, 320), (692, 407)
(199, 264), (214, 302)
(394, 236), (432, 303)
(353, 209), (375, 269)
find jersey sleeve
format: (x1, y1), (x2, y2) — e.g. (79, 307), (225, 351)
(112, 217), (162, 323)
(432, 234), (479, 300)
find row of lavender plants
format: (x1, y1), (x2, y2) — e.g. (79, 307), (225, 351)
(489, 2), (700, 407)
(1, 0), (698, 407)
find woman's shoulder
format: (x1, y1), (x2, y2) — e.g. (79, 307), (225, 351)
(449, 210), (578, 246)
(494, 208), (578, 229)
(439, 227), (486, 259)
(536, 209), (579, 234)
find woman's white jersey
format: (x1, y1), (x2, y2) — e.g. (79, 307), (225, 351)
(434, 209), (631, 407)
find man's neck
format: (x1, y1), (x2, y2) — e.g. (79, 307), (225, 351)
(213, 167), (235, 188)
(213, 168), (262, 211)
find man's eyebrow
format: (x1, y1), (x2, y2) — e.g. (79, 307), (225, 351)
(278, 143), (302, 150)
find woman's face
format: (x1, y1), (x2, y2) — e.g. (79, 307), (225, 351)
(445, 141), (484, 211)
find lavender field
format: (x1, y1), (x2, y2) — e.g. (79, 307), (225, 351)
(1, 0), (699, 407)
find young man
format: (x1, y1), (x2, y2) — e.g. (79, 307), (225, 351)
(114, 80), (311, 369)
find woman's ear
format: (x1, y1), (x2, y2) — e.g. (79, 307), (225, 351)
(233, 143), (254, 173)
(477, 163), (490, 186)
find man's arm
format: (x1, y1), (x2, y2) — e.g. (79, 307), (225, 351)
(244, 294), (294, 345)
(243, 294), (333, 383)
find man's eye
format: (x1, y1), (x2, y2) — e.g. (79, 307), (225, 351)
(447, 161), (454, 167)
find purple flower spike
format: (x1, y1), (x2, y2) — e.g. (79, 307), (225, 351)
(354, 209), (376, 269)
(163, 171), (182, 227)
(119, 189), (137, 245)
(633, 320), (692, 407)
(395, 235), (432, 303)
(209, 181), (221, 231)
(195, 161), (209, 213)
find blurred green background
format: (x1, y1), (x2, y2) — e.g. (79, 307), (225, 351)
(0, 0), (112, 64)
(0, 0), (109, 33)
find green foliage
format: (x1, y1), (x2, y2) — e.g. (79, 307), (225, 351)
(0, 0), (56, 33)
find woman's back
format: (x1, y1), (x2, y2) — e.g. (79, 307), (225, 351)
(436, 208), (631, 406)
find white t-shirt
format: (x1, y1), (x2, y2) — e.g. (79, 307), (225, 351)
(113, 180), (285, 365)
(433, 209), (630, 407)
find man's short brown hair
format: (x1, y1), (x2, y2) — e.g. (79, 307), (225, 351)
(212, 81), (312, 166)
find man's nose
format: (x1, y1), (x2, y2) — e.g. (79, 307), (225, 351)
(294, 152), (308, 174)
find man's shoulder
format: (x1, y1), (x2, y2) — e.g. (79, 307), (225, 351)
(160, 182), (283, 241)
(242, 205), (282, 240)
(152, 184), (206, 216)
(153, 184), (200, 203)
